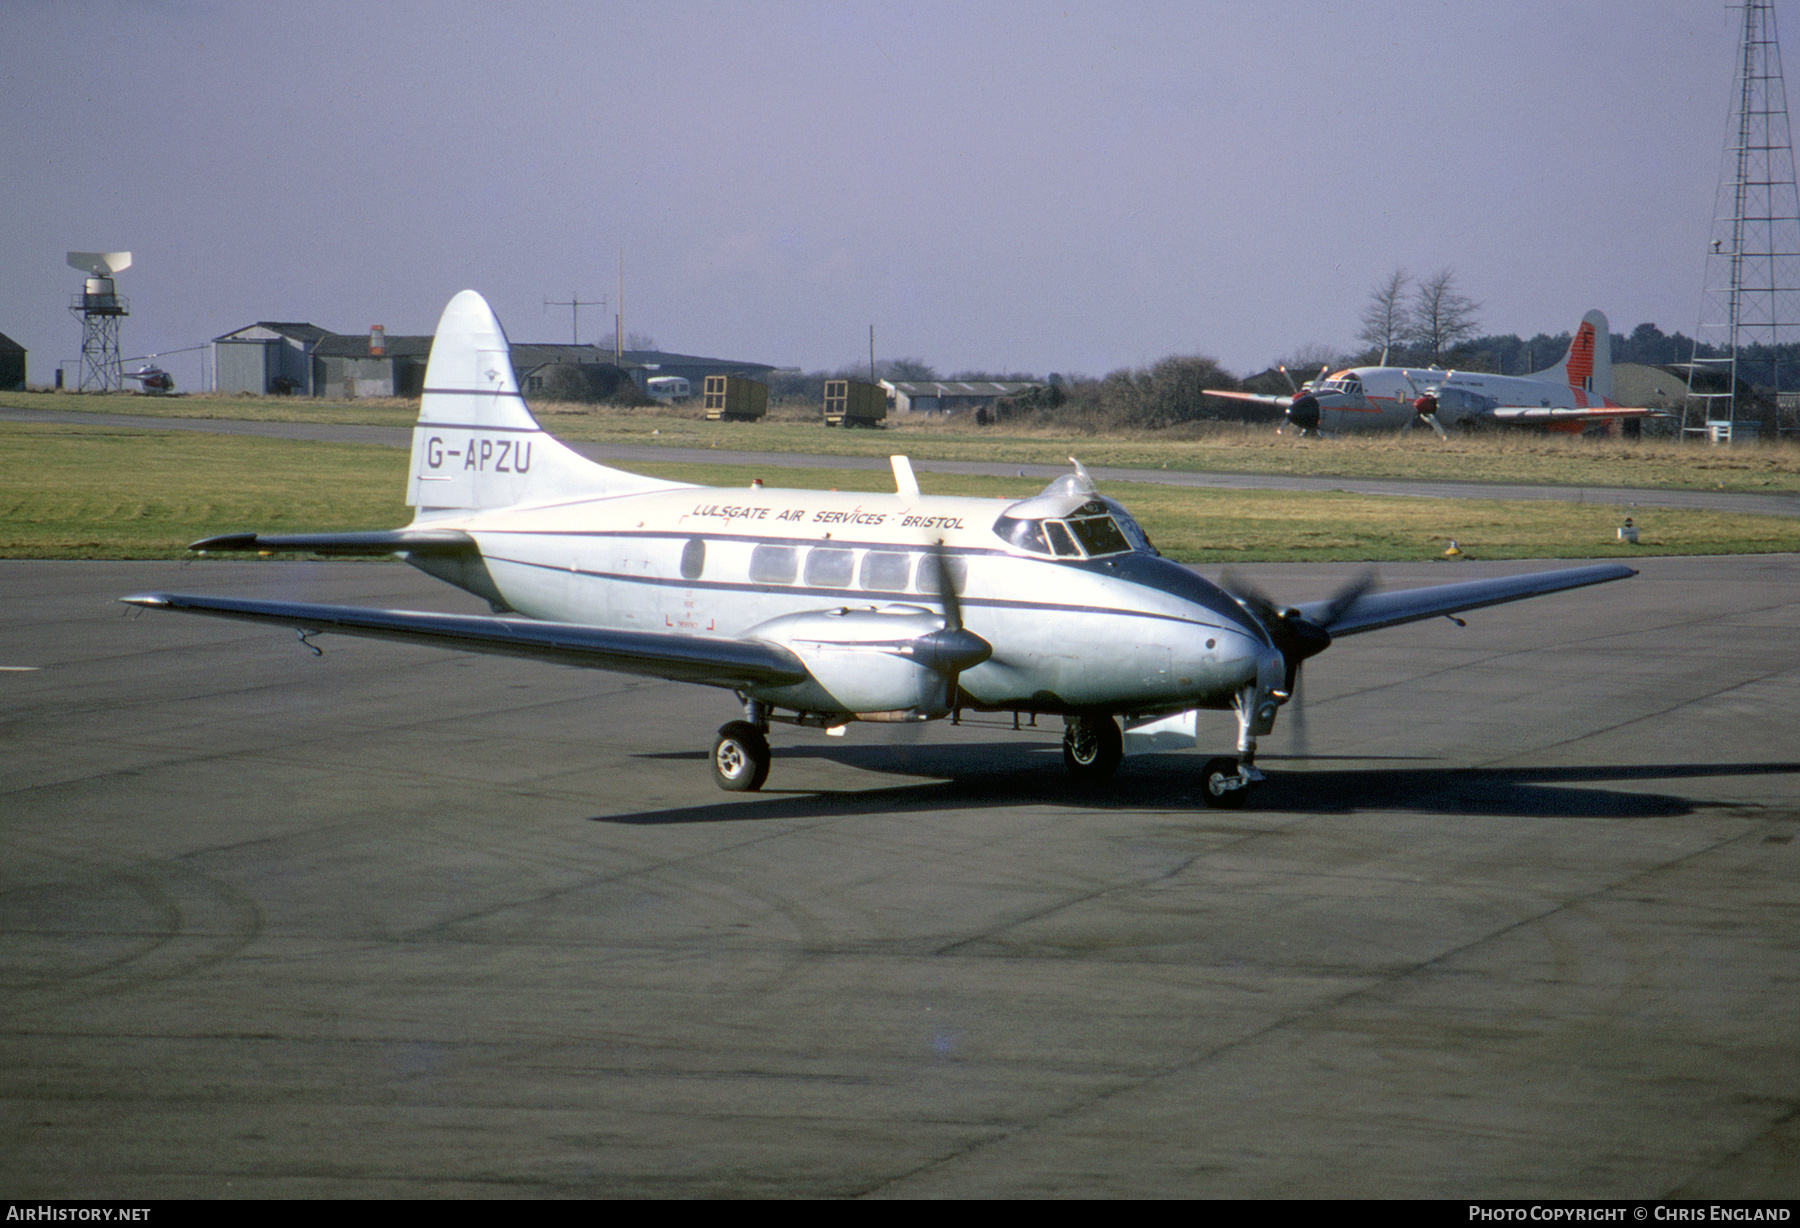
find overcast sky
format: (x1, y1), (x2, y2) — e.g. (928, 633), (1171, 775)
(1, 0), (1761, 390)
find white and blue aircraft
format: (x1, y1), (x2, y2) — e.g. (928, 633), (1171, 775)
(124, 291), (1634, 807)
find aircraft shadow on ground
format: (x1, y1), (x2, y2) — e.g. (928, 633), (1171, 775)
(601, 745), (1800, 826)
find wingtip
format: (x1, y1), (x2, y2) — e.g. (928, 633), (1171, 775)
(189, 533), (259, 552)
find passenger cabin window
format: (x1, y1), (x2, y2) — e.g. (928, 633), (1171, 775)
(804, 548), (855, 588)
(916, 554), (967, 596)
(749, 544), (797, 584)
(859, 551), (913, 592)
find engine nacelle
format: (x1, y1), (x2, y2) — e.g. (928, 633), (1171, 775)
(742, 605), (988, 718)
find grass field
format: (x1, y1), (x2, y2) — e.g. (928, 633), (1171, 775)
(9, 387), (1800, 495)
(0, 424), (408, 558)
(4, 420), (1795, 562)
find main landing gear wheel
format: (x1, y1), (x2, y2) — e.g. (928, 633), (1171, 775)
(712, 721), (771, 792)
(1063, 715), (1124, 780)
(1200, 756), (1251, 809)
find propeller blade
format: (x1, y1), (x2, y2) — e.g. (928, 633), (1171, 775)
(1218, 567), (1375, 695)
(927, 540), (965, 632)
(1395, 371), (1449, 439)
(1315, 568), (1377, 629)
(1288, 660), (1310, 764)
(1217, 568), (1279, 626)
(921, 540), (992, 712)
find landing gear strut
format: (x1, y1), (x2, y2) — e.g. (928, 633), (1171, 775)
(1199, 683), (1273, 809)
(1063, 714), (1123, 780)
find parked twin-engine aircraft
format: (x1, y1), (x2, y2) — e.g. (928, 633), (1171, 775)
(1211, 310), (1662, 437)
(123, 291), (1634, 807)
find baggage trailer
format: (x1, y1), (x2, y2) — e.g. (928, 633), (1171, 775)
(823, 378), (888, 428)
(703, 375), (768, 422)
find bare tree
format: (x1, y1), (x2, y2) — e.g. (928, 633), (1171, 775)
(1272, 342), (1346, 382)
(1356, 268), (1412, 360)
(1408, 268), (1481, 362)
(878, 357), (938, 382)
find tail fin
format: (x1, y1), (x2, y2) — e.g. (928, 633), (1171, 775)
(1529, 309), (1612, 401)
(406, 290), (683, 516)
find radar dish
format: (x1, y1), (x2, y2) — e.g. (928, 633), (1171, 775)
(67, 251), (132, 277)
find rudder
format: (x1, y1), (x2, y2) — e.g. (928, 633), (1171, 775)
(406, 290), (682, 515)
(1529, 309), (1612, 402)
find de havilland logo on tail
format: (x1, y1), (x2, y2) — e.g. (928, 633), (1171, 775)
(124, 291), (1633, 807)
(1210, 310), (1666, 437)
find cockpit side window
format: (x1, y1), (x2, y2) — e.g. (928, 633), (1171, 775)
(1067, 514), (1130, 556)
(995, 514), (1049, 554)
(993, 503), (1138, 560)
(1102, 502), (1156, 554)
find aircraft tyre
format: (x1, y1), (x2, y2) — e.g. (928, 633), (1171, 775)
(1062, 715), (1124, 780)
(1200, 756), (1251, 809)
(712, 721), (771, 792)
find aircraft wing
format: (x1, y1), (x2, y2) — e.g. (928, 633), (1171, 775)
(1486, 406), (1667, 423)
(118, 593), (809, 689)
(1296, 563), (1635, 637)
(1203, 389), (1292, 407)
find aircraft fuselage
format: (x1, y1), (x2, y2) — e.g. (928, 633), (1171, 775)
(1307, 367), (1623, 433)
(410, 483), (1275, 719)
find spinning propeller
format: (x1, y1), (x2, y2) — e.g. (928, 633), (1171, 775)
(910, 543), (992, 712)
(1217, 568), (1376, 759)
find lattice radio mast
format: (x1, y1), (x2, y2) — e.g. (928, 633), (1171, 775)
(1685, 1), (1800, 442)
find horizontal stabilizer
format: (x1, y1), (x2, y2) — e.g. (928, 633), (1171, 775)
(119, 593), (809, 689)
(190, 529), (478, 555)
(1302, 563), (1635, 637)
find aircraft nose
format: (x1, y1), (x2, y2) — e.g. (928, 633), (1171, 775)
(1182, 621), (1265, 695)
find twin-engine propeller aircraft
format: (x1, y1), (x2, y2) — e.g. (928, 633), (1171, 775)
(1211, 310), (1663, 437)
(123, 291), (1634, 807)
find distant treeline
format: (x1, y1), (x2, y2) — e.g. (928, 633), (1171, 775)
(1448, 322), (1698, 376)
(763, 358), (1037, 405)
(1424, 323), (1800, 395)
(757, 322), (1800, 434)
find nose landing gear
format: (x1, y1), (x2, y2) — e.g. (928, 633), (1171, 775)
(1200, 756), (1255, 808)
(1199, 682), (1275, 808)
